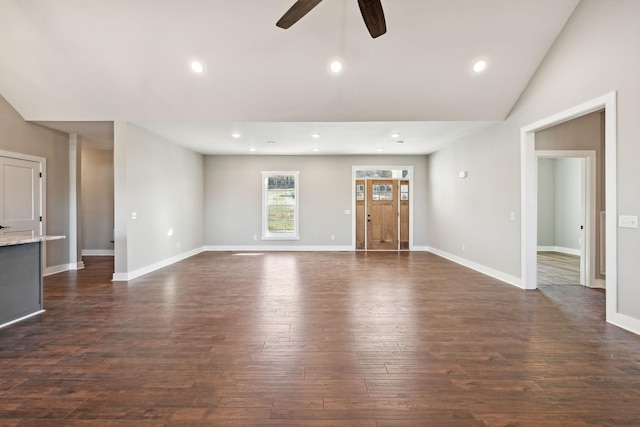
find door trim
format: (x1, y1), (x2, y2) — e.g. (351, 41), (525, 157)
(0, 150), (46, 237)
(536, 151), (597, 288)
(351, 166), (414, 250)
(521, 91), (628, 332)
(0, 150), (47, 271)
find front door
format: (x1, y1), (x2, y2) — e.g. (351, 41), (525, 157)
(0, 156), (41, 237)
(367, 180), (398, 250)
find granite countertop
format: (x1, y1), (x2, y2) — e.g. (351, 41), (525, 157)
(0, 235), (66, 247)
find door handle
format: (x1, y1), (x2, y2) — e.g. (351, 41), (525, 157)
(0, 225), (10, 229)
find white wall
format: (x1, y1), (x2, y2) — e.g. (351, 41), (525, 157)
(204, 155), (428, 248)
(426, 0), (640, 321)
(113, 122), (204, 279)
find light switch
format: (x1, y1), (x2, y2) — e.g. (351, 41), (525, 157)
(131, 212), (137, 220)
(618, 215), (638, 229)
(344, 210), (351, 215)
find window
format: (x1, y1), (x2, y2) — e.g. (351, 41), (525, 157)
(355, 168), (410, 179)
(262, 171), (299, 240)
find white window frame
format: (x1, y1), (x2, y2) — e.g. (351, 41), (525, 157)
(261, 171), (300, 240)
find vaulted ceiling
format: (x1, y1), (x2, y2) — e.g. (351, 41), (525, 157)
(0, 0), (580, 154)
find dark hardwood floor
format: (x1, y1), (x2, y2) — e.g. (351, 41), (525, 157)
(1, 252), (639, 426)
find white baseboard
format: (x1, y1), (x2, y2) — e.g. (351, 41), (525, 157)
(112, 247), (204, 282)
(44, 261), (84, 276)
(426, 247), (523, 289)
(0, 310), (45, 330)
(607, 312), (640, 336)
(204, 245), (354, 252)
(537, 246), (581, 256)
(82, 249), (114, 256)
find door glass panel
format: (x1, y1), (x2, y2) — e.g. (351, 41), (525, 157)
(372, 183), (393, 201)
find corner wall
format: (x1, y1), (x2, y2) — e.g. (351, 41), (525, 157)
(113, 122), (204, 280)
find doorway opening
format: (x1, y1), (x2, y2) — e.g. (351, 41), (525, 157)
(536, 153), (598, 288)
(352, 166), (413, 251)
(521, 92), (618, 326)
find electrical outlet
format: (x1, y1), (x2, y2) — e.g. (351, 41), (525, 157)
(462, 244), (466, 251)
(253, 235), (257, 241)
(176, 241), (181, 249)
(331, 235), (336, 241)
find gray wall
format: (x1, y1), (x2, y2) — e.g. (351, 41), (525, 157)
(554, 158), (581, 251)
(204, 155), (428, 248)
(426, 0), (640, 319)
(114, 122), (204, 275)
(538, 158), (582, 251)
(537, 158), (556, 246)
(81, 148), (114, 252)
(0, 95), (70, 268)
(425, 123), (521, 275)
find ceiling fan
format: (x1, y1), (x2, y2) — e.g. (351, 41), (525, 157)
(276, 0), (387, 38)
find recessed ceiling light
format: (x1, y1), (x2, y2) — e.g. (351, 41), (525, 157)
(390, 133), (400, 138)
(472, 59), (487, 73)
(376, 147), (383, 152)
(311, 133), (320, 139)
(267, 140), (276, 144)
(231, 132), (241, 139)
(329, 59), (343, 74)
(190, 60), (204, 73)
(249, 148), (256, 152)
(312, 148), (320, 152)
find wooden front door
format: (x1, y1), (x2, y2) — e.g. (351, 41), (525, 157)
(0, 155), (41, 237)
(366, 180), (398, 250)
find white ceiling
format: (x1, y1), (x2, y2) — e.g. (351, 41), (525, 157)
(0, 0), (579, 154)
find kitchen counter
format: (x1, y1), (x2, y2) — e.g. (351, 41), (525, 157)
(0, 235), (65, 247)
(0, 235), (65, 328)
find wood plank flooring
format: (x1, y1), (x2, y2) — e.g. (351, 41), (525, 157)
(537, 251), (581, 285)
(1, 252), (640, 426)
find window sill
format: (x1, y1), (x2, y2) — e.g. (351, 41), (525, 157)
(261, 236), (301, 241)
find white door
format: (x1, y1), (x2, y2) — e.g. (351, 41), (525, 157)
(0, 156), (41, 237)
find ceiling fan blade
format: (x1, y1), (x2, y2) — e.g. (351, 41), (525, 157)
(276, 0), (324, 29)
(357, 0), (386, 38)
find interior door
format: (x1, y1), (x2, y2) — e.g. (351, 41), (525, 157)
(367, 180), (398, 250)
(0, 156), (41, 237)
